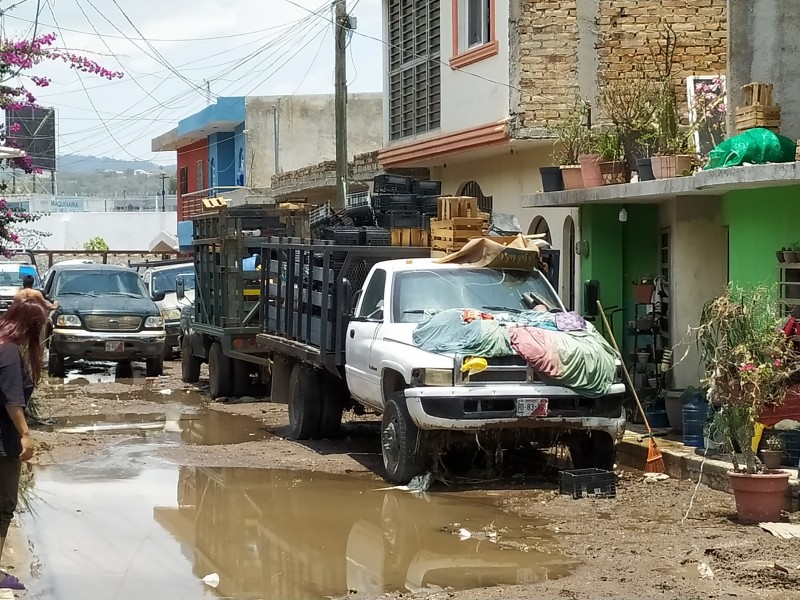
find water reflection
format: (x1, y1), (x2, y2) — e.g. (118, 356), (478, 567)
(155, 468), (578, 599)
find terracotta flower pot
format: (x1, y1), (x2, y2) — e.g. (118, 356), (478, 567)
(599, 161), (629, 185)
(579, 153), (603, 188)
(728, 471), (790, 523)
(560, 165), (585, 190)
(651, 154), (695, 179)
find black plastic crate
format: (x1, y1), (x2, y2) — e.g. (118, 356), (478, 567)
(413, 179), (442, 195)
(372, 194), (416, 213)
(321, 226), (363, 246)
(373, 174), (412, 194)
(343, 203), (375, 226)
(417, 195), (439, 216)
(377, 211), (422, 229)
(780, 429), (800, 466)
(559, 468), (616, 499)
(362, 227), (391, 246)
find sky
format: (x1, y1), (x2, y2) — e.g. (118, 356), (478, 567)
(2, 0), (383, 166)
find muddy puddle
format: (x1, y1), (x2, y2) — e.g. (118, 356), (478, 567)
(21, 446), (578, 599)
(47, 407), (270, 446)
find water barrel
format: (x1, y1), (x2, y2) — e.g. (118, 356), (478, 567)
(683, 391), (710, 448)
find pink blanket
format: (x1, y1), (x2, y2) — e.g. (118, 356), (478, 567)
(509, 327), (561, 378)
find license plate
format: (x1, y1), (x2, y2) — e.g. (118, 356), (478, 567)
(105, 341), (123, 353)
(516, 397), (548, 417)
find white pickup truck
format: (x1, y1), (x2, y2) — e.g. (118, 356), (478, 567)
(257, 241), (626, 484)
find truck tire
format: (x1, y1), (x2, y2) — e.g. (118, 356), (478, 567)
(381, 394), (426, 484)
(208, 342), (232, 399)
(568, 431), (616, 470)
(146, 355), (164, 378)
(181, 337), (202, 383)
(319, 376), (346, 439)
(47, 348), (65, 378)
(232, 359), (252, 398)
(287, 363), (322, 440)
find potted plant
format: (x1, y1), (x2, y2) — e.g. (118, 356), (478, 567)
(578, 128), (603, 188)
(782, 247), (794, 264)
(777, 248), (787, 263)
(550, 102), (591, 191)
(593, 127), (629, 185)
(633, 277), (655, 304)
(697, 287), (800, 523)
(788, 243), (800, 264)
(651, 131), (696, 180)
(761, 433), (785, 470)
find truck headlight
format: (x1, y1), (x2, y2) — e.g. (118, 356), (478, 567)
(160, 308), (182, 321)
(56, 314), (81, 328)
(411, 368), (453, 387)
(144, 316), (164, 328)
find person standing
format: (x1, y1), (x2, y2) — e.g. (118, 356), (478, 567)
(0, 300), (47, 590)
(14, 275), (58, 311)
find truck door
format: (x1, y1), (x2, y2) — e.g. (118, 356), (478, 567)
(345, 268), (386, 408)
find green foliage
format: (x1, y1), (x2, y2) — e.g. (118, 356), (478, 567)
(83, 237), (109, 251)
(592, 127), (624, 162)
(550, 102), (591, 165)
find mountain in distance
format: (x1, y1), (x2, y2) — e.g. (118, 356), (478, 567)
(58, 154), (174, 175)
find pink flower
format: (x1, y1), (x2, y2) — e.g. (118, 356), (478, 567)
(740, 363), (756, 372)
(8, 123), (20, 134)
(774, 359), (783, 367)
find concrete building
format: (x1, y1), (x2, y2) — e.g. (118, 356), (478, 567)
(151, 94), (384, 249)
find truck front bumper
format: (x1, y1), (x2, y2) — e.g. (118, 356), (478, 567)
(52, 329), (166, 361)
(404, 384), (626, 438)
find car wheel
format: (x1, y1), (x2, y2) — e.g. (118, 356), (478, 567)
(146, 355), (164, 378)
(319, 375), (346, 439)
(208, 342), (232, 400)
(47, 348), (65, 378)
(232, 359), (252, 398)
(287, 363), (322, 440)
(181, 337), (202, 384)
(381, 393), (426, 484)
(568, 431), (616, 470)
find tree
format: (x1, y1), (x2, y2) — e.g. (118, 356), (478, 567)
(83, 237), (109, 252)
(0, 29), (123, 255)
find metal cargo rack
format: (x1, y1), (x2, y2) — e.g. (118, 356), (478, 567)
(258, 238), (429, 368)
(191, 206), (303, 359)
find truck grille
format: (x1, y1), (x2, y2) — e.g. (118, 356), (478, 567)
(458, 355), (530, 384)
(84, 315), (141, 332)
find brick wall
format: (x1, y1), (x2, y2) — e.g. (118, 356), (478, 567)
(513, 0), (580, 133)
(513, 0), (727, 134)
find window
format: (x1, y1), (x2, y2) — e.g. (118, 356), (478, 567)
(466, 0), (491, 49)
(357, 269), (387, 319)
(179, 167), (188, 196)
(196, 160), (204, 191)
(388, 0), (441, 140)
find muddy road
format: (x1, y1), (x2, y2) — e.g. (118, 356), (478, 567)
(8, 360), (800, 599)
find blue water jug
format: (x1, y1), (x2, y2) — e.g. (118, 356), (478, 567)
(683, 391), (710, 448)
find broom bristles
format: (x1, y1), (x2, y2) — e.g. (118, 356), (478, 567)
(645, 438), (666, 473)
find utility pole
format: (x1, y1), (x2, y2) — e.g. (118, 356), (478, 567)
(333, 0), (349, 212)
(159, 173), (167, 212)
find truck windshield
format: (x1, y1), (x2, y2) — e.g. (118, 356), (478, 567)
(0, 265), (37, 287)
(392, 268), (563, 323)
(153, 267), (195, 295)
(55, 270), (148, 297)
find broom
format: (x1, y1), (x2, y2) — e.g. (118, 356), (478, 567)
(597, 301), (665, 473)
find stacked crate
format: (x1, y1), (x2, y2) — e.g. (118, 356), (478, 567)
(735, 83), (781, 134)
(372, 175), (441, 247)
(311, 194), (391, 247)
(430, 197), (490, 254)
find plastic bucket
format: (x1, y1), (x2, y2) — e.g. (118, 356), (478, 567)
(683, 392), (710, 448)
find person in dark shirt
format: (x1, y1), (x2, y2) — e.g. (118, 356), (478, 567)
(0, 300), (47, 590)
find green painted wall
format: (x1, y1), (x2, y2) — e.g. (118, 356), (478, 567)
(580, 204), (659, 353)
(723, 185), (800, 288)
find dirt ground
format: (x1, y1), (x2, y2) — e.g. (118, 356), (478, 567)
(17, 361), (800, 600)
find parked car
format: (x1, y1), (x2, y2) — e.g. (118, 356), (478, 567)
(136, 260), (196, 359)
(0, 251), (40, 314)
(43, 263), (166, 377)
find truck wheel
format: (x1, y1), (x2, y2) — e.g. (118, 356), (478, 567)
(287, 363), (322, 440)
(208, 342), (232, 399)
(319, 376), (346, 439)
(232, 359), (252, 398)
(146, 355), (164, 378)
(181, 337), (202, 383)
(568, 431), (616, 470)
(382, 394), (426, 484)
(47, 348), (65, 378)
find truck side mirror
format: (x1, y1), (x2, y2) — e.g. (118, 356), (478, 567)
(152, 291), (166, 302)
(584, 280), (600, 317)
(176, 277), (185, 301)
